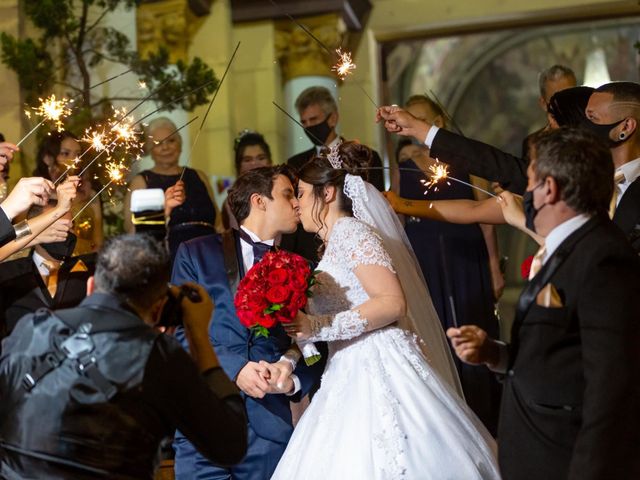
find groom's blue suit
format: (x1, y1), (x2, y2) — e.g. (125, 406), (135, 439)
(171, 230), (325, 480)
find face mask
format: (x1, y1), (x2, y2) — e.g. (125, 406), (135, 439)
(304, 115), (333, 146)
(584, 118), (627, 147)
(42, 232), (77, 261)
(523, 183), (545, 233)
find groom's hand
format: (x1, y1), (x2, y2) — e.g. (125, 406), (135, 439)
(259, 360), (294, 395)
(236, 362), (270, 398)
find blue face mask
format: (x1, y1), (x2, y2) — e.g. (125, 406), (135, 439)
(523, 182), (546, 233)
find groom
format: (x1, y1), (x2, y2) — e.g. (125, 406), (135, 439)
(171, 165), (325, 479)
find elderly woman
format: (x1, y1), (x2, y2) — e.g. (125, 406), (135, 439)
(124, 116), (219, 259)
(221, 130), (273, 230)
(34, 130), (103, 255)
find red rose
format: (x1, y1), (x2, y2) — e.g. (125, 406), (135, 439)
(257, 314), (277, 329)
(290, 291), (307, 311)
(521, 255), (534, 280)
(265, 285), (290, 304)
(268, 268), (289, 285)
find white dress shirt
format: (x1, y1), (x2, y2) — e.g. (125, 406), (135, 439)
(615, 157), (640, 207)
(423, 125), (441, 148)
(238, 226), (300, 395)
(316, 136), (341, 155)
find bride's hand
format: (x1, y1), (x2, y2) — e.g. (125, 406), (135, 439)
(284, 311), (312, 340)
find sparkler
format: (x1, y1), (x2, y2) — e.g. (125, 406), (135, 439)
(420, 161), (497, 198)
(332, 48), (356, 80)
(272, 101), (325, 146)
(72, 159), (128, 222)
(428, 89), (465, 137)
(71, 117), (199, 221)
(16, 95), (74, 147)
(179, 41), (241, 181)
(269, 0), (377, 108)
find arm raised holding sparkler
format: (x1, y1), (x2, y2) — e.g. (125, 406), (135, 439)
(0, 176), (79, 261)
(383, 190), (543, 245)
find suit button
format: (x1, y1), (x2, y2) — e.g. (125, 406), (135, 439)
(507, 369), (515, 377)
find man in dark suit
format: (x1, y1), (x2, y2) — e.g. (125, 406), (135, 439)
(171, 165), (325, 480)
(284, 86), (385, 262)
(378, 81), (640, 252)
(447, 128), (640, 480)
(585, 81), (640, 252)
(0, 232), (95, 339)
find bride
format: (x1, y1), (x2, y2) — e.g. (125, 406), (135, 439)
(270, 141), (500, 480)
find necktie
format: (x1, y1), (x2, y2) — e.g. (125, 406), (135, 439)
(238, 228), (272, 265)
(609, 171), (626, 219)
(41, 260), (60, 298)
(528, 245), (547, 280)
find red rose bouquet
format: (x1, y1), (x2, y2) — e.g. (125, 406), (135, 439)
(234, 249), (321, 365)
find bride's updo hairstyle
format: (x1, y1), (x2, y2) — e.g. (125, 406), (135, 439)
(298, 141), (372, 231)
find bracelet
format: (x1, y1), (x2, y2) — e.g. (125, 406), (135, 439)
(13, 220), (31, 240)
(279, 353), (298, 371)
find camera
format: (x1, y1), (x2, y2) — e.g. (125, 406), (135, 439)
(158, 284), (203, 328)
(130, 189), (166, 242)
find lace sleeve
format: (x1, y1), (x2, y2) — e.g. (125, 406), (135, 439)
(341, 219), (395, 272)
(308, 310), (368, 342)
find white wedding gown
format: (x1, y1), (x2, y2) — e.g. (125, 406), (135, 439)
(272, 217), (500, 480)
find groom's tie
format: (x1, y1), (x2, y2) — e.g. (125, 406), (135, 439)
(238, 228), (272, 265)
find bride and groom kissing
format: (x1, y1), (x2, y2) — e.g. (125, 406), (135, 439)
(170, 141), (499, 480)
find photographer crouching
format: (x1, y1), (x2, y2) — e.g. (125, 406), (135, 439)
(0, 234), (247, 479)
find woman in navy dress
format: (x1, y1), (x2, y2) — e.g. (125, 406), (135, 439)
(125, 117), (218, 260)
(396, 96), (502, 435)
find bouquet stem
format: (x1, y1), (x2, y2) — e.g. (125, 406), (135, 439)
(297, 339), (321, 366)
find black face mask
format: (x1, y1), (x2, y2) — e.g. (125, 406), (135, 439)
(523, 183), (545, 233)
(304, 115), (333, 146)
(584, 118), (627, 147)
(42, 232), (77, 261)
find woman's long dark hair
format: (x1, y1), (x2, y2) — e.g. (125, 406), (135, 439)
(33, 130), (79, 180)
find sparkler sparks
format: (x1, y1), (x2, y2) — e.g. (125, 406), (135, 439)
(138, 80), (147, 89)
(33, 94), (73, 131)
(332, 48), (356, 80)
(420, 160), (497, 198)
(105, 160), (127, 185)
(421, 162), (450, 190)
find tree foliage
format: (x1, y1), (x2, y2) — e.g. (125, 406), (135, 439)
(1, 0), (218, 124)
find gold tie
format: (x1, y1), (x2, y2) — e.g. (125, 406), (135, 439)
(609, 171), (626, 219)
(528, 245), (547, 280)
(41, 261), (60, 298)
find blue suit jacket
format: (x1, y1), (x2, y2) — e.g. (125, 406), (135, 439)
(171, 231), (324, 444)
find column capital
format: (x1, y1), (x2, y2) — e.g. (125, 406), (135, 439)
(137, 0), (213, 63)
(275, 13), (346, 83)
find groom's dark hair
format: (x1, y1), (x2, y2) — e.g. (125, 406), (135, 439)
(228, 165), (296, 224)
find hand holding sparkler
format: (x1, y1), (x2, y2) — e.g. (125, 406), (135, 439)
(165, 180), (186, 218)
(1, 177), (55, 221)
(54, 176), (81, 216)
(0, 142), (19, 171)
(376, 106), (431, 142)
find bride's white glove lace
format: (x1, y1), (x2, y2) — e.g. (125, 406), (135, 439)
(308, 310), (368, 342)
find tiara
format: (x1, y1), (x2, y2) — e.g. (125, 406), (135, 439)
(327, 141), (343, 169)
(234, 129), (259, 149)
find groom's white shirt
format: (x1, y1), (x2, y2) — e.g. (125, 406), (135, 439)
(239, 225), (301, 395)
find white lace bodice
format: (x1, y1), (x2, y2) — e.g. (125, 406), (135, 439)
(308, 217), (394, 317)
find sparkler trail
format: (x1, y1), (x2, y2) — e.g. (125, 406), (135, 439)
(16, 95), (74, 147)
(272, 101), (325, 146)
(179, 42), (241, 181)
(269, 0), (378, 108)
(428, 89), (465, 137)
(71, 117), (199, 220)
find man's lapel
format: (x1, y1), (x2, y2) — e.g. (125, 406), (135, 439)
(222, 229), (242, 294)
(514, 216), (600, 324)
